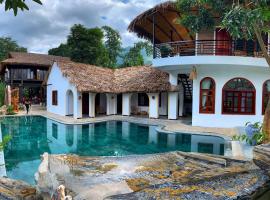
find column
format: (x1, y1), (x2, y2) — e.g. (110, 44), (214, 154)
(89, 93), (96, 118)
(106, 94), (117, 115)
(122, 93), (132, 116)
(73, 90), (82, 119)
(147, 93), (159, 119)
(179, 84), (184, 117)
(168, 72), (178, 120)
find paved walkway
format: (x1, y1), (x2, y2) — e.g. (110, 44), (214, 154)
(12, 105), (237, 139)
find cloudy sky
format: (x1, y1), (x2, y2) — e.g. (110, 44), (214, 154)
(0, 0), (165, 53)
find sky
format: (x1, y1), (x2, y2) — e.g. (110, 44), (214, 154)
(0, 0), (165, 54)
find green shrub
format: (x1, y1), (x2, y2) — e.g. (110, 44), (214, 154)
(0, 82), (5, 107)
(6, 105), (15, 115)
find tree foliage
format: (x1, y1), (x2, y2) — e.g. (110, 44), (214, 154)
(0, 37), (27, 61)
(121, 41), (153, 67)
(0, 0), (42, 15)
(102, 26), (122, 68)
(48, 44), (71, 58)
(49, 24), (150, 68)
(67, 24), (106, 66)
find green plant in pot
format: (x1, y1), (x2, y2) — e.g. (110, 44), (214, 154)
(159, 44), (172, 58)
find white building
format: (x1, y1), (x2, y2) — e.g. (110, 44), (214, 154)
(128, 1), (270, 128)
(46, 61), (180, 120)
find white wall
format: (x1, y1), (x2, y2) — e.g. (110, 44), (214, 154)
(47, 63), (78, 117)
(192, 65), (270, 128)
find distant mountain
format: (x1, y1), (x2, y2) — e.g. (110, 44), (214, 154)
(117, 47), (153, 66)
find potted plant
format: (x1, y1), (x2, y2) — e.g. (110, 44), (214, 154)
(160, 44), (172, 58)
(231, 135), (245, 158)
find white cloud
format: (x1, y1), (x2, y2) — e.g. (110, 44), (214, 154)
(0, 0), (166, 53)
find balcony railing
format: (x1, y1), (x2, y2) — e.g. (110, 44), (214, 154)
(154, 40), (269, 59)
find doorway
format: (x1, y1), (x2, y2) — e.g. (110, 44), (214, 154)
(117, 94), (122, 114)
(82, 93), (89, 115)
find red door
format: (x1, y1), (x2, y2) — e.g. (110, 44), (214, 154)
(215, 28), (232, 55)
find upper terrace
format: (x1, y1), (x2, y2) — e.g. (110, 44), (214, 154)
(128, 1), (270, 60)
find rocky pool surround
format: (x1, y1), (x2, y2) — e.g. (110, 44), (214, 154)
(0, 111), (269, 199)
(0, 145), (269, 199)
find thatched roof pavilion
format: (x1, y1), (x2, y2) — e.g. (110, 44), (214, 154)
(128, 1), (194, 44)
(1, 52), (70, 73)
(56, 61), (179, 94)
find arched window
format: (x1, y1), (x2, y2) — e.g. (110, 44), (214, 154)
(262, 80), (270, 114)
(200, 77), (215, 114)
(222, 78), (255, 115)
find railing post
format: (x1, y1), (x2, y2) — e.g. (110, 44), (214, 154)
(195, 33), (198, 56)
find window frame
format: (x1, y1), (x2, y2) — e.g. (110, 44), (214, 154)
(222, 78), (256, 115)
(199, 77), (216, 114)
(52, 90), (58, 106)
(262, 80), (270, 115)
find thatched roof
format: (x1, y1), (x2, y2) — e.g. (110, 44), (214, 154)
(56, 61), (179, 93)
(128, 1), (194, 43)
(1, 52), (70, 68)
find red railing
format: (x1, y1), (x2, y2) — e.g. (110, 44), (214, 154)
(154, 40), (269, 58)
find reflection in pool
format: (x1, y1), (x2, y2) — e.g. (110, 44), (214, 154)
(0, 116), (227, 184)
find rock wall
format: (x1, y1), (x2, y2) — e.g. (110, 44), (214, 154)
(253, 144), (270, 173)
(36, 152), (269, 200)
(0, 177), (39, 199)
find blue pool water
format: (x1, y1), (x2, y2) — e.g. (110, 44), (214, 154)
(0, 116), (226, 184)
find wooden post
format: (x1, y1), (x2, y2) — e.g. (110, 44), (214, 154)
(152, 14), (156, 58)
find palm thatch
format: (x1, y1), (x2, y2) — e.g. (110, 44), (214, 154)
(128, 1), (194, 43)
(56, 61), (179, 93)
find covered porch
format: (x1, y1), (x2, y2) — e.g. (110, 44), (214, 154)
(68, 90), (185, 120)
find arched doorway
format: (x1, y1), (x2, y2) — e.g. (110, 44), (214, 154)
(66, 90), (74, 116)
(95, 93), (107, 116)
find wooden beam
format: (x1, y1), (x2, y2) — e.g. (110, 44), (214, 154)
(173, 11), (194, 41)
(147, 17), (172, 41)
(157, 11), (183, 41)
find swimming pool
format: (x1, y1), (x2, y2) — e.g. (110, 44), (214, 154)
(0, 116), (227, 184)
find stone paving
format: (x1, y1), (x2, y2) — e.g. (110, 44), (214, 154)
(15, 105), (236, 139)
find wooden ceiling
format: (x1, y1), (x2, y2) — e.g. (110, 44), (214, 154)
(128, 1), (194, 44)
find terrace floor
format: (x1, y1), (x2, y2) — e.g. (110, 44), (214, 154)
(14, 105), (237, 139)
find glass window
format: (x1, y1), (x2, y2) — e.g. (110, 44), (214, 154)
(200, 78), (215, 114)
(222, 78), (255, 114)
(52, 90), (58, 106)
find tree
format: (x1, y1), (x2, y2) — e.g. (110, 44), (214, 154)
(102, 26), (122, 68)
(0, 37), (27, 61)
(48, 24), (151, 68)
(0, 0), (42, 15)
(67, 24), (106, 66)
(48, 43), (71, 57)
(121, 41), (152, 67)
(176, 0), (270, 140)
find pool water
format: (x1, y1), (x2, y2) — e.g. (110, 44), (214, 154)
(0, 116), (226, 184)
